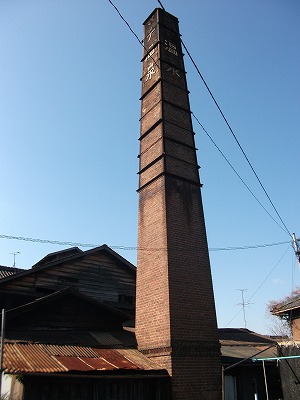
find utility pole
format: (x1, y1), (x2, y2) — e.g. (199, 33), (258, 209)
(292, 233), (300, 268)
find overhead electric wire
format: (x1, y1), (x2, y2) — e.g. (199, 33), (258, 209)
(180, 39), (292, 238)
(209, 241), (290, 252)
(192, 113), (289, 236)
(155, 0), (292, 237)
(247, 245), (291, 303)
(107, 0), (143, 48)
(107, 0), (160, 71)
(157, 0), (165, 11)
(225, 245), (291, 327)
(108, 0), (297, 331)
(109, 0), (292, 240)
(0, 234), (290, 253)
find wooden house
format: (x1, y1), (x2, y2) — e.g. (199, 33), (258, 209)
(0, 245), (136, 313)
(0, 245), (171, 400)
(0, 246), (284, 400)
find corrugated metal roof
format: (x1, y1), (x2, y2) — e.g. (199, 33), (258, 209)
(40, 344), (99, 358)
(4, 343), (67, 374)
(3, 342), (163, 375)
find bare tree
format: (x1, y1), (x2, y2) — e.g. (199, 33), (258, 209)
(265, 289), (300, 339)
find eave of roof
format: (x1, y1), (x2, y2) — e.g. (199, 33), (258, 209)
(271, 293), (300, 315)
(272, 301), (300, 314)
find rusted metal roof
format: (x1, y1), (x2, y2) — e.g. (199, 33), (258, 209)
(3, 342), (163, 375)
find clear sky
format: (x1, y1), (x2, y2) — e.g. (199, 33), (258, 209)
(1, 0), (299, 334)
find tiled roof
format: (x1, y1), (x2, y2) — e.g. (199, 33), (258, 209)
(3, 342), (165, 375)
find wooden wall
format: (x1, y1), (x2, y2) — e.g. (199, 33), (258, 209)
(0, 250), (136, 313)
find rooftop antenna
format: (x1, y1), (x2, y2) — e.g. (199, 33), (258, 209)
(292, 233), (300, 268)
(236, 289), (252, 329)
(10, 252), (20, 267)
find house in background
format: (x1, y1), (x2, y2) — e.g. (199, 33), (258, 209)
(0, 245), (136, 313)
(221, 328), (282, 400)
(0, 245), (171, 400)
(271, 294), (300, 400)
(0, 246), (283, 400)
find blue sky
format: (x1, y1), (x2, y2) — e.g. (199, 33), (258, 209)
(1, 0), (299, 334)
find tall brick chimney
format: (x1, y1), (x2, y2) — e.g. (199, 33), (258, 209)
(135, 8), (222, 400)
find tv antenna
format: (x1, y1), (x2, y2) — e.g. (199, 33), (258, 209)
(10, 252), (20, 267)
(236, 289), (252, 329)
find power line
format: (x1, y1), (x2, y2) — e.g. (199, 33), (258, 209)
(248, 245), (291, 303)
(180, 38), (292, 238)
(225, 245), (291, 327)
(192, 113), (289, 236)
(157, 0), (165, 11)
(0, 234), (290, 252)
(155, 0), (291, 237)
(109, 0), (292, 239)
(107, 0), (143, 47)
(107, 0), (161, 71)
(210, 241), (290, 252)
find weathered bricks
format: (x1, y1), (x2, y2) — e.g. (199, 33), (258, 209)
(136, 8), (222, 400)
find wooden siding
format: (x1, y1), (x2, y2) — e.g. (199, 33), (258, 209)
(0, 250), (136, 312)
(9, 295), (127, 331)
